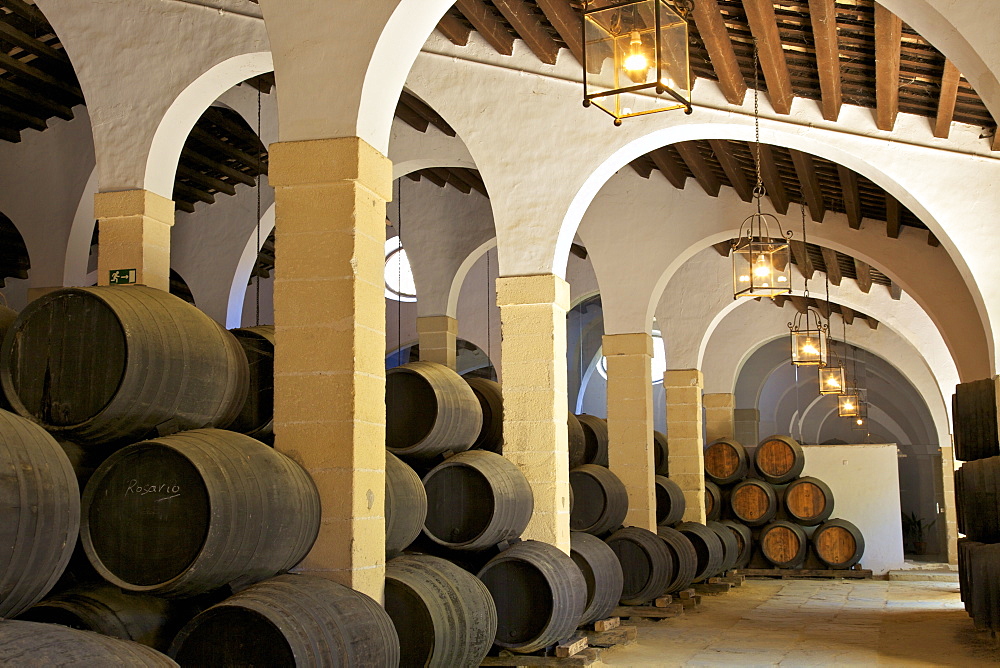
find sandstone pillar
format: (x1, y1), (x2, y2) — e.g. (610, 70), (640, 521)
(665, 368), (705, 522)
(94, 189), (173, 292)
(416, 315), (458, 369)
(734, 407), (761, 447)
(704, 393), (736, 443)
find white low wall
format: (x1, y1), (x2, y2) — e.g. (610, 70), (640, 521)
(801, 444), (905, 576)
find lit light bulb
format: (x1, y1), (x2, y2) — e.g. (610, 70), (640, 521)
(844, 401), (854, 410)
(753, 264), (771, 278)
(825, 376), (842, 389)
(738, 275), (750, 282)
(856, 418), (864, 426)
(777, 276), (787, 283)
(623, 31), (648, 73)
(762, 282), (769, 287)
(801, 339), (819, 355)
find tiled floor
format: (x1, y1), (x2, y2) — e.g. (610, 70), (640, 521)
(597, 579), (1000, 666)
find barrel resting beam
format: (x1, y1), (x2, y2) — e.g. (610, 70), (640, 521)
(704, 393), (736, 443)
(664, 368), (706, 523)
(604, 332), (656, 531)
(270, 136), (392, 600)
(94, 189), (174, 292)
(497, 274), (572, 554)
(416, 315), (458, 369)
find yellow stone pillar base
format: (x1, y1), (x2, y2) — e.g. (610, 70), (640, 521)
(497, 274), (571, 554)
(604, 333), (655, 531)
(269, 136), (392, 600)
(416, 315), (458, 369)
(704, 393), (736, 443)
(94, 189), (174, 292)
(940, 442), (958, 564)
(665, 368), (705, 523)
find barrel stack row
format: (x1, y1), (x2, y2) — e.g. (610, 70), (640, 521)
(0, 287), (402, 666)
(953, 376), (1000, 632)
(701, 435), (866, 571)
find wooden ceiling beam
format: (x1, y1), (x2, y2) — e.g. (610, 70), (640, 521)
(180, 148), (257, 186)
(450, 169), (488, 197)
(0, 0), (49, 24)
(0, 20), (71, 69)
(815, 300), (832, 320)
(789, 295), (810, 314)
(429, 167), (472, 194)
(789, 240), (814, 280)
(928, 231), (940, 247)
(789, 149), (826, 223)
(400, 92), (456, 137)
(889, 282), (902, 300)
(174, 182), (216, 206)
(535, 0), (584, 65)
(0, 124), (20, 143)
(807, 0), (843, 122)
(492, 0), (560, 65)
(712, 241), (732, 257)
(773, 294), (789, 309)
(203, 108), (265, 152)
(885, 193), (901, 239)
(631, 160), (654, 179)
(436, 13), (473, 46)
(874, 3), (902, 131)
(757, 143), (789, 214)
(174, 199), (195, 214)
(0, 51), (82, 99)
(0, 101), (47, 131)
(649, 148), (687, 190)
(840, 305), (854, 325)
(854, 258), (873, 293)
(189, 126), (263, 172)
(0, 77), (73, 120)
(394, 101), (429, 133)
(419, 169), (449, 188)
(691, 0), (746, 105)
(865, 316), (879, 330)
(176, 164), (237, 197)
(934, 59), (961, 139)
(709, 139), (752, 202)
(821, 246), (842, 286)
(675, 142), (721, 197)
(743, 0), (794, 115)
(454, 0), (516, 56)
(836, 165), (862, 230)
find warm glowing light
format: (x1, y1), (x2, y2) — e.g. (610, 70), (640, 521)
(843, 401), (854, 410)
(856, 418), (864, 426)
(825, 376), (842, 389)
(739, 275), (750, 283)
(623, 31), (648, 72)
(753, 264), (771, 278)
(801, 339), (819, 356)
(777, 276), (787, 282)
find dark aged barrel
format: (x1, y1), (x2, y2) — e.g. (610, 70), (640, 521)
(568, 412), (587, 469)
(784, 476), (834, 526)
(956, 457), (1000, 541)
(653, 430), (670, 476)
(385, 554), (497, 668)
(605, 527), (673, 605)
(656, 526), (699, 593)
(676, 522), (725, 581)
(226, 325), (274, 441)
(704, 438), (749, 485)
(575, 414), (609, 466)
(386, 452), (428, 557)
(169, 574), (399, 666)
(570, 464), (628, 535)
(570, 531), (624, 625)
(387, 361), (483, 459)
(811, 519), (865, 569)
(754, 435), (805, 484)
(0, 620), (178, 666)
(654, 475), (685, 526)
(718, 520), (754, 569)
(729, 479), (779, 526)
(465, 376), (503, 453)
(707, 521), (739, 573)
(0, 304), (14, 410)
(81, 429), (320, 598)
(477, 540), (586, 653)
(422, 450), (533, 550)
(0, 409), (79, 618)
(759, 520), (808, 568)
(705, 480), (723, 521)
(0, 286), (248, 445)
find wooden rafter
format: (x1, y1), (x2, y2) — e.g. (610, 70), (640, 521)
(0, 20), (71, 69)
(865, 316), (879, 330)
(836, 164), (862, 230)
(454, 0), (516, 56)
(889, 282), (902, 300)
(743, 0), (794, 115)
(821, 246), (842, 286)
(789, 149), (825, 223)
(757, 143), (788, 214)
(840, 305), (854, 325)
(712, 241), (732, 257)
(675, 142), (720, 197)
(649, 148), (687, 190)
(492, 0), (559, 65)
(885, 193), (901, 239)
(934, 59), (961, 139)
(177, 164), (236, 196)
(0, 77), (73, 119)
(928, 231), (940, 247)
(535, 0), (583, 64)
(691, 0), (746, 105)
(854, 258), (873, 293)
(807, 0), (842, 122)
(874, 3), (902, 131)
(789, 240), (814, 280)
(436, 12), (473, 46)
(181, 147), (256, 187)
(789, 295), (810, 314)
(709, 139), (752, 202)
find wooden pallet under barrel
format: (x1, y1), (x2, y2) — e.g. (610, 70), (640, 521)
(736, 565), (873, 579)
(480, 618), (638, 666)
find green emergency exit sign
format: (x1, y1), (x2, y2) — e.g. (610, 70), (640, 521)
(109, 269), (136, 285)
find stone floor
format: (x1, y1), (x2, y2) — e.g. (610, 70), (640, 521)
(596, 579), (1000, 666)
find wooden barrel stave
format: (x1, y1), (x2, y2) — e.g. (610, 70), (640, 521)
(568, 413), (587, 469)
(0, 621), (177, 666)
(753, 435), (805, 484)
(729, 479), (778, 527)
(705, 480), (723, 522)
(718, 520), (754, 569)
(570, 531), (624, 625)
(811, 518), (865, 569)
(605, 527), (674, 605)
(465, 377), (503, 453)
(653, 431), (670, 476)
(704, 438), (749, 485)
(569, 464), (628, 536)
(784, 476), (834, 526)
(707, 520), (740, 573)
(227, 326), (275, 441)
(575, 414), (609, 467)
(759, 520), (808, 568)
(656, 526), (699, 594)
(0, 304), (15, 411)
(654, 475), (685, 527)
(386, 452), (428, 558)
(675, 522), (725, 581)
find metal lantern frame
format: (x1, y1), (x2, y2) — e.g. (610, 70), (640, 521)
(732, 212), (793, 299)
(818, 362), (846, 395)
(582, 0), (694, 125)
(837, 392), (860, 418)
(788, 306), (829, 366)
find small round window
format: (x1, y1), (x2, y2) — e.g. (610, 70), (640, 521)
(385, 237), (416, 302)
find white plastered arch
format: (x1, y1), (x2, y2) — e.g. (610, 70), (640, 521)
(226, 202), (275, 329)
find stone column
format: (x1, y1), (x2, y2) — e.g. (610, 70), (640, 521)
(940, 442), (958, 564)
(269, 137), (391, 599)
(416, 315), (458, 369)
(604, 333), (655, 531)
(497, 274), (571, 554)
(734, 408), (761, 447)
(94, 189), (174, 292)
(704, 393), (736, 443)
(665, 368), (705, 523)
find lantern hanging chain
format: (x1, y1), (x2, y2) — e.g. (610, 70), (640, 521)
(752, 39), (764, 217)
(397, 180), (403, 365)
(255, 86), (262, 327)
(800, 201), (809, 300)
(486, 246), (493, 380)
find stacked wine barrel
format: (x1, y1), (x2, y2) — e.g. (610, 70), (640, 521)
(0, 287), (400, 667)
(702, 435), (866, 571)
(953, 377), (1000, 631)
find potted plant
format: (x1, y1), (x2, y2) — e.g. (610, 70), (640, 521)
(902, 511), (936, 555)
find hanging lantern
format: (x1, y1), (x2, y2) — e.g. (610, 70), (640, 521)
(838, 392), (859, 418)
(788, 306), (828, 366)
(732, 213), (793, 299)
(850, 391), (869, 429)
(583, 0), (693, 125)
(818, 365), (846, 395)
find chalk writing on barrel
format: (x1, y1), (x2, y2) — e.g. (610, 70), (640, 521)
(125, 479), (181, 496)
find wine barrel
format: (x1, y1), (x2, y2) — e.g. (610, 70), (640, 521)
(811, 518), (865, 569)
(754, 435), (805, 484)
(704, 438), (748, 485)
(570, 532), (624, 625)
(227, 325), (274, 441)
(956, 457), (1000, 542)
(385, 554), (497, 668)
(653, 430), (670, 476)
(476, 540), (585, 653)
(953, 378), (1000, 462)
(18, 583), (182, 652)
(387, 361), (483, 459)
(169, 574), (399, 666)
(784, 476), (834, 526)
(654, 475), (685, 526)
(0, 621), (177, 666)
(0, 304), (14, 410)
(605, 527), (673, 605)
(729, 479), (778, 526)
(575, 414), (609, 466)
(422, 450), (533, 550)
(656, 526), (699, 593)
(0, 286), (248, 445)
(675, 522), (725, 581)
(705, 480), (723, 521)
(718, 520), (753, 569)
(0, 409), (79, 618)
(81, 429), (320, 598)
(569, 464), (628, 535)
(759, 520), (808, 568)
(386, 452), (428, 557)
(465, 376), (503, 453)
(707, 521), (739, 573)
(568, 412), (587, 469)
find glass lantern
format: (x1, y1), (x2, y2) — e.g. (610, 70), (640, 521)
(732, 212), (792, 299)
(583, 0), (692, 125)
(818, 364), (846, 395)
(838, 393), (860, 418)
(789, 307), (829, 366)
